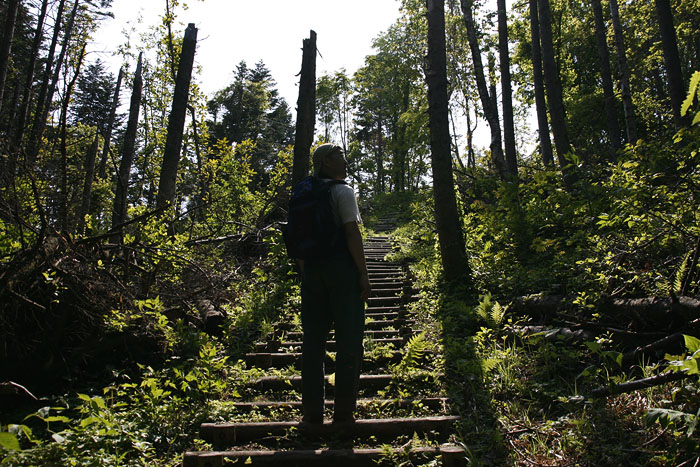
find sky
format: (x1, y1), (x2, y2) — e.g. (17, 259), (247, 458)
(91, 0), (402, 108)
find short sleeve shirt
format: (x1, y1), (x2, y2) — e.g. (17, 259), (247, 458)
(324, 179), (362, 226)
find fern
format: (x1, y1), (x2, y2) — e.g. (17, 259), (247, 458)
(391, 332), (429, 374)
(475, 293), (507, 328)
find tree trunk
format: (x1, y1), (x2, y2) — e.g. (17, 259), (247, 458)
(425, 0), (471, 285)
(111, 52), (143, 233)
(0, 0), (20, 114)
(291, 30), (317, 186)
(156, 23), (198, 209)
(59, 42), (86, 233)
(537, 0), (572, 176)
(459, 0), (507, 179)
(78, 131), (100, 235)
(592, 0), (621, 154)
(12, 0), (48, 151)
(528, 0), (554, 166)
(654, 0), (685, 127)
(98, 67), (123, 179)
(27, 0), (77, 168)
(609, 0), (638, 143)
(497, 0), (518, 179)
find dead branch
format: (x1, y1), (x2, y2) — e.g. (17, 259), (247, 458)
(590, 370), (691, 397)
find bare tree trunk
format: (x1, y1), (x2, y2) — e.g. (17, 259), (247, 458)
(156, 23), (198, 209)
(459, 0), (507, 179)
(98, 67), (123, 179)
(592, 0), (621, 154)
(537, 0), (572, 179)
(654, 0), (685, 127)
(497, 0), (518, 179)
(112, 52), (143, 233)
(59, 43), (86, 233)
(0, 0), (20, 113)
(27, 0), (78, 168)
(12, 0), (48, 151)
(426, 0), (471, 285)
(78, 131), (100, 234)
(528, 0), (553, 166)
(291, 30), (317, 186)
(609, 0), (637, 143)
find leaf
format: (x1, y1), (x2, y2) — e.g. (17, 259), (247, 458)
(681, 71), (700, 116)
(0, 432), (21, 451)
(682, 358), (699, 375)
(684, 335), (700, 354)
(644, 408), (687, 428)
(51, 433), (65, 444)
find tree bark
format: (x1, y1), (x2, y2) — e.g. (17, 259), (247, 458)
(27, 0), (77, 168)
(156, 23), (198, 209)
(592, 0), (621, 154)
(528, 0), (554, 166)
(77, 131), (100, 234)
(291, 30), (317, 187)
(497, 0), (518, 179)
(459, 0), (507, 179)
(12, 0), (49, 152)
(537, 0), (572, 179)
(0, 0), (20, 114)
(609, 0), (638, 143)
(98, 67), (123, 180)
(425, 0), (471, 285)
(654, 0), (685, 127)
(111, 52), (143, 233)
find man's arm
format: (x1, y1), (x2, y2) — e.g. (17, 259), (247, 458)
(343, 221), (371, 302)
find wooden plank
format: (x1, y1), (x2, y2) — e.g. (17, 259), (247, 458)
(200, 416), (461, 446)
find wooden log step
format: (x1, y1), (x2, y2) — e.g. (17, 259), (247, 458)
(370, 289), (402, 298)
(255, 337), (405, 352)
(367, 296), (400, 305)
(183, 444), (466, 467)
(244, 350), (404, 369)
(250, 374), (395, 392)
(200, 416), (461, 447)
(230, 397), (450, 412)
(365, 312), (400, 321)
(280, 329), (403, 340)
(365, 318), (414, 329)
(365, 305), (401, 313)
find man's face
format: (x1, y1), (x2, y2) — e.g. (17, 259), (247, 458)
(323, 150), (348, 180)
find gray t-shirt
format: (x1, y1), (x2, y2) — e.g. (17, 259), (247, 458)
(324, 179), (362, 227)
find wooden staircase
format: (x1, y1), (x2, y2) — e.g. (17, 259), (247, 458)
(183, 217), (466, 466)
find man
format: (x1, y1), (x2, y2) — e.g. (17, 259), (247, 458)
(298, 143), (371, 425)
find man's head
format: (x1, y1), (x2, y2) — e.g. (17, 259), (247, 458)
(313, 143), (347, 180)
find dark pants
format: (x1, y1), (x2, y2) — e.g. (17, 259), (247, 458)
(301, 254), (365, 421)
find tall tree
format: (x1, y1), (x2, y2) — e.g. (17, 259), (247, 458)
(608, 0), (637, 143)
(537, 0), (572, 174)
(425, 0), (471, 284)
(156, 23), (197, 209)
(0, 0), (20, 113)
(592, 0), (622, 152)
(291, 30), (317, 186)
(528, 0), (554, 166)
(27, 0), (78, 168)
(77, 131), (100, 234)
(654, 0), (685, 127)
(496, 0), (518, 178)
(112, 52), (143, 232)
(98, 67), (123, 179)
(459, 0), (507, 179)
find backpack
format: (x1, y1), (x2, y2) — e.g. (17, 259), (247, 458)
(282, 176), (347, 260)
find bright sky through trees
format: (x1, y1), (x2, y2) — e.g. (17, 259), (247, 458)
(92, 0), (401, 108)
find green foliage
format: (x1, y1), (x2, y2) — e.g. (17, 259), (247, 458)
(682, 71), (700, 125)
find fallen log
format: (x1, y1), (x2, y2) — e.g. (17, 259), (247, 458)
(590, 370), (691, 398)
(621, 319), (700, 366)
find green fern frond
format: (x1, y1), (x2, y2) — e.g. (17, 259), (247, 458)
(673, 253), (691, 295)
(391, 332), (428, 374)
(490, 302), (506, 327)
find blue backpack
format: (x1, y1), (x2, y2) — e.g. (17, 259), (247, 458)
(283, 176), (347, 260)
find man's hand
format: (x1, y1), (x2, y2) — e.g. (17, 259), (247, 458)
(359, 273), (371, 303)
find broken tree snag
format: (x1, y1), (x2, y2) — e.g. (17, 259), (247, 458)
(590, 370), (691, 398)
(157, 23), (198, 209)
(290, 30), (317, 187)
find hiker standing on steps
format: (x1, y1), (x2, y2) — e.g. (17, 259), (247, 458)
(286, 143), (371, 425)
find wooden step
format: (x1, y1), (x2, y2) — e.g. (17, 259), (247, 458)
(230, 397), (450, 412)
(183, 444), (466, 466)
(250, 374), (395, 392)
(255, 337), (404, 352)
(244, 351), (403, 369)
(200, 416), (460, 446)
